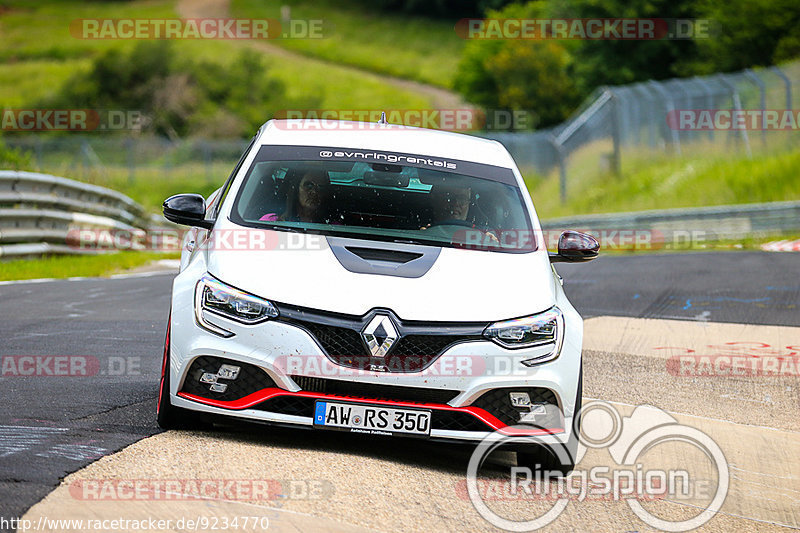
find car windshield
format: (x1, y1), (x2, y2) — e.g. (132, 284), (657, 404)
(230, 148), (536, 252)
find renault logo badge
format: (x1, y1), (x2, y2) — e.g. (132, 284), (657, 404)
(362, 314), (398, 357)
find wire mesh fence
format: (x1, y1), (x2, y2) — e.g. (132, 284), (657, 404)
(2, 60), (798, 206)
(486, 60), (800, 203)
(1, 135), (249, 184)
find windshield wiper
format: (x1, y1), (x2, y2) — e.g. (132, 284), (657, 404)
(391, 237), (434, 246)
(265, 224), (306, 233)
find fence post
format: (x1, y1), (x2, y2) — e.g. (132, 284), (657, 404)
(632, 83), (657, 148)
(125, 137), (135, 185)
(608, 90), (622, 176)
(647, 80), (681, 156)
(770, 66), (792, 110)
(693, 76), (716, 142)
(203, 141), (212, 181)
(671, 80), (695, 144)
(35, 136), (43, 171)
(548, 133), (568, 204)
(744, 68), (767, 148)
(81, 139), (90, 178)
(717, 74), (752, 158)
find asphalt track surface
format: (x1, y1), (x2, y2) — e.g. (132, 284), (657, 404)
(1, 251), (798, 530)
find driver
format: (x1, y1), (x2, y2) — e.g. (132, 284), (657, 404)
(422, 184), (472, 229)
(421, 183), (501, 246)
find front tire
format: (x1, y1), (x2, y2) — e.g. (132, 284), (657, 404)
(157, 314), (204, 430)
(516, 365), (583, 477)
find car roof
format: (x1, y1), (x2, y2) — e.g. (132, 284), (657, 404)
(257, 119), (516, 169)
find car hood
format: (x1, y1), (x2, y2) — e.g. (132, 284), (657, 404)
(205, 223), (556, 322)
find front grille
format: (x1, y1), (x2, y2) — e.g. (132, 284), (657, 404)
(391, 335), (462, 356)
(433, 411), (494, 432)
(302, 322), (363, 357)
(181, 356), (275, 402)
(291, 376), (460, 404)
(295, 321), (480, 372)
(471, 388), (561, 427)
(258, 395), (313, 417)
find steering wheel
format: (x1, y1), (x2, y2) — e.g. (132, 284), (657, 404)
(430, 218), (475, 228)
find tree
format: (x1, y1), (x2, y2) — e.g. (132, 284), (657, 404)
(454, 1), (581, 128)
(549, 0), (702, 92)
(690, 0), (800, 73)
(42, 42), (311, 138)
(352, 0), (515, 18)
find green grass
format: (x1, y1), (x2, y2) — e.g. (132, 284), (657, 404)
(78, 165), (232, 212)
(527, 146), (800, 220)
(0, 0), (437, 111)
(232, 0), (464, 89)
(0, 251), (178, 281)
(0, 59), (92, 107)
(0, 0), (177, 104)
(0, 0), (177, 61)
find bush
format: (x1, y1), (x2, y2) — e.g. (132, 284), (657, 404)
(43, 42), (313, 138)
(690, 0), (800, 73)
(454, 1), (580, 128)
(0, 138), (32, 170)
(453, 0), (800, 128)
(350, 0), (515, 18)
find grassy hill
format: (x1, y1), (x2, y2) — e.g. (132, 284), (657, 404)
(231, 0), (464, 89)
(0, 0), (438, 111)
(527, 145), (800, 220)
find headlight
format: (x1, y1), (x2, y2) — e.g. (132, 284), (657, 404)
(195, 274), (278, 337)
(483, 307), (562, 351)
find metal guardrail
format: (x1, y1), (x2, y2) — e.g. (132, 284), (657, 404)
(0, 170), (149, 259)
(540, 201), (800, 244)
(1, 169), (795, 259)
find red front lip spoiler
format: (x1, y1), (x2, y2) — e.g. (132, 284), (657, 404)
(177, 388), (563, 436)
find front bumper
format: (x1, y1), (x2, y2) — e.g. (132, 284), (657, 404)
(167, 271), (583, 445)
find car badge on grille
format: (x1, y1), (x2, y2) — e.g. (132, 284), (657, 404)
(362, 314), (398, 357)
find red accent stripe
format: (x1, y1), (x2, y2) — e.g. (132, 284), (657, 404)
(177, 388), (563, 435)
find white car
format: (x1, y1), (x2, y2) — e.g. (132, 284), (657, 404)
(158, 119), (598, 473)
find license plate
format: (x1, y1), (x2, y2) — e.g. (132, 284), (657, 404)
(313, 401), (431, 437)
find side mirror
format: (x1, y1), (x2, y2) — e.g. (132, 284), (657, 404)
(549, 230), (599, 263)
(163, 193), (214, 229)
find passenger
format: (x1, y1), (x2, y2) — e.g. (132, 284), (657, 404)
(260, 170), (330, 223)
